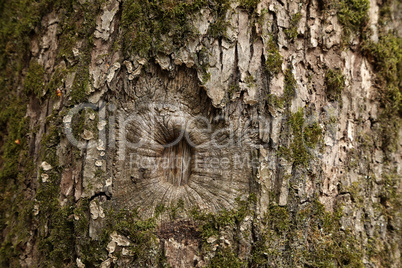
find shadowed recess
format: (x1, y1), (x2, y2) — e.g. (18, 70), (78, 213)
(161, 138), (193, 186)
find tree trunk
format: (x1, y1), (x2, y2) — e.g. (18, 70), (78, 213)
(0, 0), (400, 267)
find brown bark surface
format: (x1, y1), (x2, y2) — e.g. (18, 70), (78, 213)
(0, 0), (400, 267)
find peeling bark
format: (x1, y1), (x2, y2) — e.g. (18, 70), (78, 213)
(0, 0), (400, 267)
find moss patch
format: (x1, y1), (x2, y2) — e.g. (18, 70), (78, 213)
(238, 0), (260, 14)
(362, 32), (401, 154)
(191, 195), (255, 242)
(24, 61), (45, 99)
(121, 0), (237, 57)
(325, 68), (345, 102)
(279, 108), (323, 167)
(265, 36), (282, 78)
(284, 12), (302, 42)
(284, 66), (297, 103)
(207, 247), (245, 267)
(207, 0), (232, 39)
(363, 33), (401, 114)
(337, 0), (370, 40)
(100, 207), (169, 267)
(0, 0), (104, 265)
(0, 42), (32, 266)
(266, 93), (285, 109)
(122, 0), (211, 57)
(265, 65), (295, 111)
(295, 200), (363, 267)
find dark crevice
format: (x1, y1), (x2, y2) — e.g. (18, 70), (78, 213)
(219, 37), (223, 71)
(89, 191), (111, 201)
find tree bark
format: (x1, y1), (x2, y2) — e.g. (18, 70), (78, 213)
(0, 0), (400, 267)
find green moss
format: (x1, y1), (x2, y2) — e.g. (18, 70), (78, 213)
(38, 202), (75, 266)
(57, 1), (101, 104)
(0, 191), (33, 267)
(0, 0), (75, 74)
(46, 65), (67, 99)
(304, 122), (323, 149)
(279, 108), (323, 167)
(325, 68), (345, 102)
(73, 199), (90, 237)
(0, 114), (29, 262)
(381, 173), (398, 202)
(265, 36), (282, 78)
(266, 204), (291, 233)
(70, 108), (98, 142)
(198, 46), (211, 84)
(0, 0), (104, 266)
(55, 1), (88, 62)
(363, 33), (401, 112)
(377, 0), (394, 28)
(121, 0), (209, 57)
(207, 247), (245, 268)
(101, 208), (167, 267)
(341, 180), (365, 206)
(284, 12), (302, 41)
(35, 137), (75, 266)
(228, 83), (240, 99)
(29, 44), (96, 268)
(27, 192), (365, 267)
(168, 199), (184, 220)
(266, 93), (285, 109)
(207, 0), (231, 39)
(250, 197), (364, 267)
(41, 128), (60, 167)
(0, 50), (32, 265)
(296, 200), (363, 267)
(73, 199), (109, 265)
(94, 169), (104, 178)
(0, 0), (397, 266)
(202, 69), (211, 83)
(120, 0), (235, 59)
(245, 74), (256, 88)
(70, 52), (90, 104)
(23, 61), (45, 99)
(191, 195), (254, 241)
(0, 1), (46, 69)
(337, 0), (370, 40)
(191, 207), (235, 239)
(190, 195), (255, 266)
(284, 66), (296, 103)
(287, 108), (310, 166)
(70, 203), (163, 266)
(238, 0), (260, 13)
(0, 100), (28, 181)
(154, 203), (166, 218)
(362, 33), (401, 153)
(121, 0), (152, 57)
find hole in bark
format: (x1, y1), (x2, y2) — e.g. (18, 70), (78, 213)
(161, 137), (193, 186)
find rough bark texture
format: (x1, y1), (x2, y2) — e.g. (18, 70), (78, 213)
(0, 0), (401, 267)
